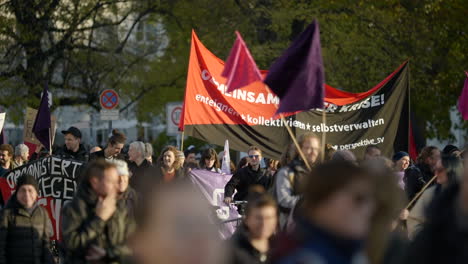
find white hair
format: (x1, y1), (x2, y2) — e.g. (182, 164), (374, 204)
(15, 144), (29, 156)
(130, 141), (145, 157)
(109, 159), (131, 177)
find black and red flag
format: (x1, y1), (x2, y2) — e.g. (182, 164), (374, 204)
(180, 31), (410, 159)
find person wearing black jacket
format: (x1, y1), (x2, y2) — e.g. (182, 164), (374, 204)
(228, 188), (278, 264)
(0, 174), (54, 264)
(61, 160), (134, 264)
(55, 127), (89, 162)
(127, 141), (154, 193)
(224, 146), (269, 205)
(89, 129), (126, 162)
(404, 146), (440, 201)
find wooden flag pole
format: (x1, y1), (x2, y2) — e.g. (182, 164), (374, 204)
(264, 84), (311, 170)
(48, 128), (52, 156)
(405, 175), (436, 210)
(280, 114), (311, 171)
(321, 109), (326, 162)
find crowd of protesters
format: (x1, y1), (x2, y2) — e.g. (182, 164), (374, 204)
(0, 126), (466, 263)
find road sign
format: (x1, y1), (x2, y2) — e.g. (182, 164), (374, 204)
(166, 102), (182, 136)
(100, 89), (119, 110)
(100, 109), (119, 121)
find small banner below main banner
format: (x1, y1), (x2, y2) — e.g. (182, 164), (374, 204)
(189, 169), (241, 239)
(180, 31), (409, 159)
(0, 157), (84, 240)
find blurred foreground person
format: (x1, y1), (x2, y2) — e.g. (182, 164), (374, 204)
(90, 129), (127, 161)
(132, 182), (226, 264)
(272, 161), (375, 264)
(62, 160), (134, 264)
(363, 145), (381, 160)
(407, 155), (463, 239)
(331, 150), (357, 163)
(0, 174), (54, 264)
(229, 187), (278, 264)
(404, 157), (468, 263)
(274, 133), (320, 229)
(362, 157), (407, 264)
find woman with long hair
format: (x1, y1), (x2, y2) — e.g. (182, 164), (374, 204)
(200, 148), (221, 173)
(155, 146), (184, 183)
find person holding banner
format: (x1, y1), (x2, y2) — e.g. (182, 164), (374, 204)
(273, 133), (321, 229)
(61, 160), (133, 264)
(0, 174), (54, 264)
(55, 127), (89, 162)
(90, 129), (127, 161)
(200, 148), (222, 173)
(224, 146), (269, 208)
(132, 182), (226, 264)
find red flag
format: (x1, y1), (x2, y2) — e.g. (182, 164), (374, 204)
(221, 31), (262, 93)
(458, 71), (468, 120)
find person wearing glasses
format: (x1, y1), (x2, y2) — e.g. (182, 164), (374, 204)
(273, 133), (321, 229)
(224, 146), (269, 210)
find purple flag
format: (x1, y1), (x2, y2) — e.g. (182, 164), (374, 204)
(264, 19), (325, 115)
(221, 31), (263, 92)
(458, 72), (468, 120)
(32, 83), (52, 151)
(189, 169), (241, 239)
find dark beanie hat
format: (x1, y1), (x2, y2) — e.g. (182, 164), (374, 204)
(392, 151), (409, 162)
(442, 145), (459, 156)
(16, 174), (39, 193)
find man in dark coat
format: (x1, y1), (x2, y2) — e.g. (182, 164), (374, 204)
(404, 146), (440, 201)
(0, 174), (54, 264)
(224, 146), (269, 205)
(61, 160), (134, 264)
(55, 127), (89, 162)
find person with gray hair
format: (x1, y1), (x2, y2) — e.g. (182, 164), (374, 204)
(127, 141), (154, 193)
(12, 144), (29, 169)
(144, 143), (153, 163)
(110, 159), (138, 220)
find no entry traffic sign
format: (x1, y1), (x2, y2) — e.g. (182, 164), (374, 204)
(100, 89), (119, 110)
